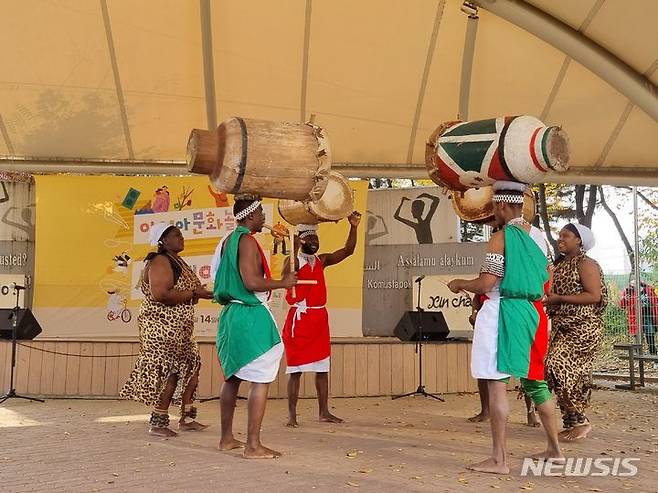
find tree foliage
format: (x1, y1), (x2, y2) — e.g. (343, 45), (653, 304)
(367, 178), (658, 274)
(536, 184), (658, 273)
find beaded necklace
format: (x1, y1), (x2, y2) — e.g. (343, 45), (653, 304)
(507, 216), (529, 227)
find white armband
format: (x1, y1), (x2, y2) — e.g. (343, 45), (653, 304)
(480, 253), (505, 277)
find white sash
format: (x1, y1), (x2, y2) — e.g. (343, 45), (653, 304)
(229, 298), (276, 324)
(291, 300), (326, 338)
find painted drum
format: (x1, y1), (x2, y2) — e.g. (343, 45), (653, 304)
(451, 186), (536, 225)
(186, 117), (330, 201)
(278, 171), (354, 225)
(426, 116), (569, 192)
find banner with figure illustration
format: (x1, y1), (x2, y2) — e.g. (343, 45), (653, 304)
(365, 186), (459, 246)
(33, 175), (367, 339)
(362, 186), (471, 336)
(412, 274), (474, 336)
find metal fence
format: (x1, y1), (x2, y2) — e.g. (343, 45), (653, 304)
(595, 272), (658, 372)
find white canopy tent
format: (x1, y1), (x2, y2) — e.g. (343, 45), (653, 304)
(0, 0), (656, 185)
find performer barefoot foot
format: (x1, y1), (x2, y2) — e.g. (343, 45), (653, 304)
(526, 411), (540, 427)
(218, 437), (246, 451)
(468, 411), (489, 422)
(149, 427), (177, 437)
(467, 457), (510, 475)
(319, 411), (344, 423)
(558, 428), (572, 440)
(179, 420), (209, 431)
(560, 422), (591, 441)
(243, 444), (282, 459)
(530, 448), (565, 461)
(286, 416), (299, 427)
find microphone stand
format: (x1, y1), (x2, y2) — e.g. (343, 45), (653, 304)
(393, 276), (444, 401)
(0, 286), (44, 404)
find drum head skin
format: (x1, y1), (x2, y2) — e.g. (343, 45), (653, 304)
(309, 172), (353, 221)
(278, 171), (354, 225)
(451, 187), (536, 225)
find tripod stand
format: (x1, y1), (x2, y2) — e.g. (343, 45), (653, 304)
(393, 276), (444, 401)
(0, 286), (44, 404)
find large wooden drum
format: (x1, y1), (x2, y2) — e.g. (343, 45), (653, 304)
(426, 116), (569, 192)
(187, 117), (331, 201)
(451, 186), (536, 225)
(278, 171), (354, 225)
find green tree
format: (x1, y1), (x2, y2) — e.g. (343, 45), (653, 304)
(536, 184), (658, 272)
(536, 184), (596, 255)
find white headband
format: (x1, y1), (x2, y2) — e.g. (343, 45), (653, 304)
(297, 224), (318, 239)
(149, 222), (173, 246)
(234, 201), (261, 221)
(492, 180), (529, 193)
(572, 223), (596, 251)
(492, 193), (524, 204)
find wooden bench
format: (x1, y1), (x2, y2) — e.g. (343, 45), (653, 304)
(614, 343), (658, 390)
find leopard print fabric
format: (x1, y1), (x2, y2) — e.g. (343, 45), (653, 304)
(545, 252), (607, 426)
(120, 254), (202, 414)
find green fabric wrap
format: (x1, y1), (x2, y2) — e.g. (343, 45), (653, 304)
(214, 226), (280, 379)
(497, 225), (548, 377)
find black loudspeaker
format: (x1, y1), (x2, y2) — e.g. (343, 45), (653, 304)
(0, 309), (42, 341)
(394, 311), (450, 342)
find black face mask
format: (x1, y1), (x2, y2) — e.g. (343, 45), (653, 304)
(302, 242), (319, 255)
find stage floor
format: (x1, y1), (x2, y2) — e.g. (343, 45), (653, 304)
(1, 387), (656, 492)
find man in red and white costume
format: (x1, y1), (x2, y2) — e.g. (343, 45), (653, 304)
(282, 212), (361, 427)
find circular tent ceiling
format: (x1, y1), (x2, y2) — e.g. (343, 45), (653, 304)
(0, 0), (656, 185)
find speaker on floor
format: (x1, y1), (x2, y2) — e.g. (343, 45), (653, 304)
(394, 310), (449, 342)
(0, 308), (42, 341)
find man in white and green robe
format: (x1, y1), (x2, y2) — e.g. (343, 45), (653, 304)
(212, 195), (297, 459)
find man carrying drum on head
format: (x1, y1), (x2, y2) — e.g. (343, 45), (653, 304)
(211, 194), (297, 459)
(281, 211), (361, 427)
(448, 181), (563, 474)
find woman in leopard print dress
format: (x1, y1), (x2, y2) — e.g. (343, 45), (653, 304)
(121, 224), (213, 437)
(545, 223), (607, 442)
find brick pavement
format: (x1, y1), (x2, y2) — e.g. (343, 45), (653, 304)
(1, 388), (657, 492)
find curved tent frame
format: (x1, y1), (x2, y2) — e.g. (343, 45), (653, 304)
(0, 0), (656, 185)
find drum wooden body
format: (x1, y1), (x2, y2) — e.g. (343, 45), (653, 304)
(187, 117), (330, 201)
(278, 171), (353, 225)
(451, 186), (536, 225)
(426, 116), (569, 192)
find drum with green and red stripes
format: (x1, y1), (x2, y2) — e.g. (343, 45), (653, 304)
(426, 115), (570, 192)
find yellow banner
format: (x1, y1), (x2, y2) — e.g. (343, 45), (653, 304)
(34, 175), (366, 339)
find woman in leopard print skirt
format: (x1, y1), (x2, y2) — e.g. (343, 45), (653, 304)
(121, 223), (213, 437)
(545, 223), (607, 441)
